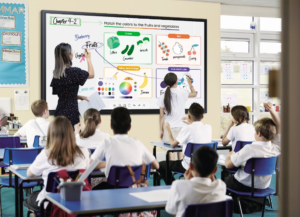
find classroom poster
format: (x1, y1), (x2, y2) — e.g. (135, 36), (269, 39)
(0, 1), (29, 87)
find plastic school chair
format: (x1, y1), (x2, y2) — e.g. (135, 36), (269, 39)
(33, 135), (40, 148)
(183, 199), (233, 217)
(0, 137), (23, 173)
(107, 164), (151, 188)
(0, 147), (44, 215)
(172, 142), (218, 179)
(227, 155), (279, 217)
(223, 141), (253, 174)
(26, 170), (92, 217)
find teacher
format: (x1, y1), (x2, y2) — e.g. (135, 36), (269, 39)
(50, 43), (94, 127)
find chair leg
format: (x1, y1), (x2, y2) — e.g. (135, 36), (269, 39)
(237, 197), (244, 217)
(269, 195), (273, 208)
(262, 197), (267, 217)
(0, 186), (2, 217)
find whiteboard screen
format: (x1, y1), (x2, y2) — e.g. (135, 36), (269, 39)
(41, 11), (207, 114)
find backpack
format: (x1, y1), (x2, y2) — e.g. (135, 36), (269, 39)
(50, 169), (95, 217)
(118, 163), (157, 217)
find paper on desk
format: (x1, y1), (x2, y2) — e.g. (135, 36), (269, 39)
(218, 154), (226, 166)
(130, 189), (171, 203)
(78, 92), (106, 118)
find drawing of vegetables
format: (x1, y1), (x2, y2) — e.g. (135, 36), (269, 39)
(158, 41), (169, 56)
(107, 36), (120, 49)
(121, 45), (129, 54)
(127, 45), (135, 56)
(137, 40), (143, 47)
(143, 37), (150, 45)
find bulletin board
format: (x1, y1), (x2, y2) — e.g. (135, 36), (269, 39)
(0, 1), (29, 87)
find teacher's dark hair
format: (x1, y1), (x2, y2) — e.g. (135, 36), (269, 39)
(111, 107), (131, 134)
(164, 73), (177, 115)
(53, 43), (72, 79)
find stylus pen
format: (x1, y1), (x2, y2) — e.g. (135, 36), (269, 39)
(186, 75), (193, 82)
(85, 48), (88, 54)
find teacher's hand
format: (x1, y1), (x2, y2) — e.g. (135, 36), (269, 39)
(77, 95), (89, 101)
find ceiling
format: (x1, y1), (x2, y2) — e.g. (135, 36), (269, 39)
(187, 0), (280, 8)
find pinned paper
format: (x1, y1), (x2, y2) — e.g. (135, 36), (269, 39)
(260, 65), (272, 75)
(222, 63), (234, 80)
(222, 94), (237, 107)
(260, 91), (273, 102)
(239, 63), (251, 80)
(14, 89), (29, 110)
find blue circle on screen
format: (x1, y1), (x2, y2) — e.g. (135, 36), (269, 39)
(98, 81), (103, 86)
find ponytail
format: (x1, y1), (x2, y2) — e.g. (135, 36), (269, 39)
(163, 73), (178, 115)
(231, 105), (250, 126)
(80, 109), (100, 138)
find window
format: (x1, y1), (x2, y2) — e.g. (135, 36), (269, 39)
(221, 15), (253, 30)
(260, 17), (282, 32)
(220, 16), (281, 136)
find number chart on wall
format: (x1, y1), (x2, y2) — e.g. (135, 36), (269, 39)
(41, 11), (207, 114)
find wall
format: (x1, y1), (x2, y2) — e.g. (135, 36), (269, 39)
(0, 0), (221, 152)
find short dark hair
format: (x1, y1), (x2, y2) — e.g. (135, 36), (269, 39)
(192, 146), (218, 177)
(254, 118), (276, 141)
(188, 103), (204, 121)
(111, 107), (131, 134)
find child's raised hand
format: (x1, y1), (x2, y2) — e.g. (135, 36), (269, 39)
(182, 117), (192, 125)
(263, 102), (274, 112)
(184, 168), (193, 180)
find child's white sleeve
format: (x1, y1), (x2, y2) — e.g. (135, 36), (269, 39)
(231, 146), (253, 167)
(90, 140), (106, 161)
(226, 127), (234, 141)
(176, 127), (188, 145)
(165, 182), (180, 215)
(142, 143), (155, 164)
(28, 150), (48, 176)
(18, 121), (30, 137)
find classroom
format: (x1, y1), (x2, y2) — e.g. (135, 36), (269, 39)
(0, 0), (298, 216)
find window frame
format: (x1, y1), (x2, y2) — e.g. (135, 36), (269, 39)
(221, 33), (254, 58)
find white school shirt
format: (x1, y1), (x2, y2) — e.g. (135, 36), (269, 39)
(227, 123), (255, 151)
(231, 134), (281, 189)
(176, 121), (212, 170)
(166, 177), (227, 217)
(157, 88), (189, 128)
(29, 147), (89, 206)
(18, 118), (49, 148)
(91, 134), (155, 177)
(75, 129), (110, 149)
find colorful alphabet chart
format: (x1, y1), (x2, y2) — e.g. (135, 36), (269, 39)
(0, 1), (28, 87)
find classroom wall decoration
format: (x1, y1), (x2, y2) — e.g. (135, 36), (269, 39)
(0, 1), (29, 87)
(41, 11), (207, 114)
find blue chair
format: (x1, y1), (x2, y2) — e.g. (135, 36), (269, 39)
(183, 199), (233, 217)
(172, 142), (218, 179)
(227, 156), (279, 217)
(223, 141), (253, 175)
(0, 147), (44, 215)
(107, 164), (150, 188)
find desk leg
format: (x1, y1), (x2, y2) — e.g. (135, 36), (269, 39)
(153, 146), (157, 158)
(19, 181), (24, 217)
(166, 151), (170, 185)
(14, 175), (19, 217)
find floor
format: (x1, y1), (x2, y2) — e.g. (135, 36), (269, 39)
(0, 165), (279, 217)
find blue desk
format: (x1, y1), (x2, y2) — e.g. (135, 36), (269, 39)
(0, 148), (4, 159)
(8, 167), (43, 217)
(42, 186), (170, 216)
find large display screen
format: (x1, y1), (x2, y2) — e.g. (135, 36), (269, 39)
(41, 11), (207, 114)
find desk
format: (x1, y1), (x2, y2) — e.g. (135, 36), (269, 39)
(8, 167), (43, 217)
(150, 142), (182, 185)
(0, 149), (4, 159)
(42, 186), (170, 216)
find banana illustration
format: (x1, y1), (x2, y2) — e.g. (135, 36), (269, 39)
(113, 72), (118, 80)
(139, 73), (148, 89)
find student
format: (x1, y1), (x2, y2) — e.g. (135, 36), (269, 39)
(157, 103), (212, 185)
(90, 107), (159, 189)
(14, 100), (50, 147)
(24, 116), (89, 213)
(75, 108), (110, 149)
(50, 43), (94, 127)
(222, 105), (255, 150)
(225, 102), (281, 213)
(158, 73), (197, 160)
(166, 146), (226, 217)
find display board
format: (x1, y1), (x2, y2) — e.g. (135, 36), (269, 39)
(41, 11), (207, 114)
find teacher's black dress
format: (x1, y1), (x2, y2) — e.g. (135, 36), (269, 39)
(50, 67), (89, 126)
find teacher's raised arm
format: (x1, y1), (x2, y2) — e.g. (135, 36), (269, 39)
(50, 43), (94, 128)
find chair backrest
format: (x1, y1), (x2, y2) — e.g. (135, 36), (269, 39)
(233, 141), (253, 152)
(3, 147), (43, 165)
(183, 199), (233, 217)
(33, 135), (40, 147)
(46, 170), (91, 193)
(90, 148), (95, 154)
(107, 165), (143, 188)
(0, 137), (22, 148)
(185, 142), (218, 160)
(244, 155), (279, 196)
